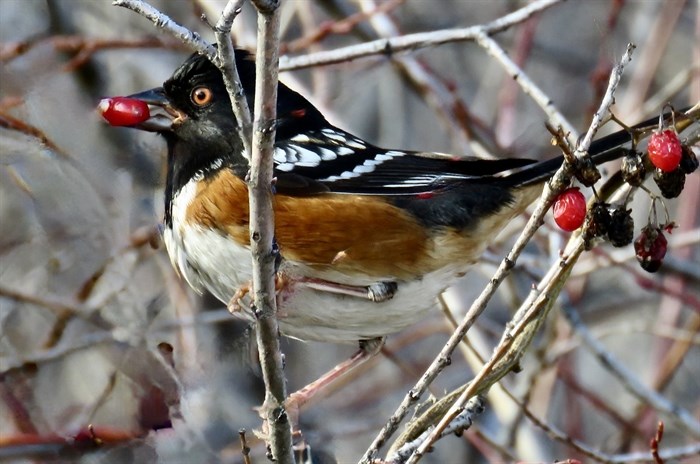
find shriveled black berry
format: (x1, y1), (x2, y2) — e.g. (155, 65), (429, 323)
(653, 167), (685, 199)
(621, 149), (646, 187)
(607, 208), (634, 247)
(679, 145), (698, 174)
(634, 226), (667, 273)
(583, 202), (611, 250)
(574, 155), (602, 187)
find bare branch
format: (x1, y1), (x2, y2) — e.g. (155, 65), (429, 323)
(112, 0), (215, 58)
(247, 0), (294, 461)
(214, 0), (253, 160)
(279, 0), (563, 71)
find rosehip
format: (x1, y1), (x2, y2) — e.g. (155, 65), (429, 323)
(653, 167), (685, 199)
(98, 97), (150, 126)
(679, 144), (698, 174)
(621, 149), (646, 187)
(634, 226), (668, 273)
(582, 202), (611, 250)
(647, 129), (682, 172)
(607, 208), (634, 247)
(553, 187), (587, 231)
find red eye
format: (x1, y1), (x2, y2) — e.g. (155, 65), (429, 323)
(191, 86), (213, 106)
(97, 97), (150, 126)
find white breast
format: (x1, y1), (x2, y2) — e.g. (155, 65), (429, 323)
(164, 178), (253, 303)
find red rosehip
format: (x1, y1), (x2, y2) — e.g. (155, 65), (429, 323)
(553, 187), (587, 231)
(647, 129), (682, 172)
(634, 226), (668, 273)
(98, 97), (150, 126)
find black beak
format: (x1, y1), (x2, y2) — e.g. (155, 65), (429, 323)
(126, 87), (186, 132)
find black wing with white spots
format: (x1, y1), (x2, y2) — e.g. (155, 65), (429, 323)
(273, 126), (537, 195)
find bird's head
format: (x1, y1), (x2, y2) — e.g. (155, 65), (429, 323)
(127, 51), (252, 162)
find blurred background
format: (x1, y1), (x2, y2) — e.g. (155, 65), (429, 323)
(1, 0), (698, 462)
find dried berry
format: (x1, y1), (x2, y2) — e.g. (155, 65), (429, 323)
(607, 208), (634, 247)
(553, 187), (587, 231)
(98, 97), (150, 126)
(653, 167), (685, 199)
(621, 149), (646, 187)
(574, 156), (601, 187)
(634, 226), (668, 273)
(679, 144), (698, 174)
(647, 129), (683, 172)
(583, 202), (611, 250)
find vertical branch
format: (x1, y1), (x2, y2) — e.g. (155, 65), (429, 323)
(214, 0), (253, 159)
(248, 0), (293, 462)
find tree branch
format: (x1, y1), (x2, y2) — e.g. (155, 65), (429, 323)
(247, 0), (294, 462)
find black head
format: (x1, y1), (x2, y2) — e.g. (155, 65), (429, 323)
(127, 50), (328, 164)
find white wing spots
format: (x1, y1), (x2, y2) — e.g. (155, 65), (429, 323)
(274, 145), (323, 168)
(319, 150), (406, 182)
(345, 138), (366, 149)
(290, 134), (311, 143)
(335, 147), (354, 156)
(320, 128), (347, 143)
(319, 147), (338, 161)
(277, 162), (296, 172)
(291, 145), (322, 166)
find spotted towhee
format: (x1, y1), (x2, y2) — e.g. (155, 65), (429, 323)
(120, 50), (659, 347)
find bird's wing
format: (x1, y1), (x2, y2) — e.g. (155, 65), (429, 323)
(272, 127), (536, 196)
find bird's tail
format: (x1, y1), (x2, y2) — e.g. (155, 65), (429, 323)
(501, 110), (682, 188)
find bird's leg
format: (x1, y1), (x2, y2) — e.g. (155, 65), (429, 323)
(228, 273), (292, 315)
(298, 278), (398, 302)
(284, 337), (385, 427)
(227, 282), (252, 314)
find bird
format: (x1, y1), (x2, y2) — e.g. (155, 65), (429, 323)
(111, 49), (675, 408)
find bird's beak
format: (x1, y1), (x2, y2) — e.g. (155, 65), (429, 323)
(126, 87), (186, 132)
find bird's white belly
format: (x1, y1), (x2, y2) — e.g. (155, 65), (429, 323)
(164, 222), (464, 343)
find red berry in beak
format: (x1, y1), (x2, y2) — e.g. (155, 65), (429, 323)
(98, 97), (150, 126)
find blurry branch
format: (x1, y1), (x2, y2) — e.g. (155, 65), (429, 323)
(561, 303), (700, 438)
(281, 0), (406, 54)
(0, 35), (184, 70)
(0, 112), (66, 156)
(0, 425), (145, 461)
(279, 0), (562, 70)
(511, 382), (700, 463)
(357, 0), (483, 159)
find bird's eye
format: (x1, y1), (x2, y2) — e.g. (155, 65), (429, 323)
(191, 86), (213, 106)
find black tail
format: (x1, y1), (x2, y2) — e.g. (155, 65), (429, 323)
(502, 109), (688, 187)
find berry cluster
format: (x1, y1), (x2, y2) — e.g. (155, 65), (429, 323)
(551, 112), (697, 273)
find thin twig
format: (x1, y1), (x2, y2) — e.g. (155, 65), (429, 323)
(386, 396), (485, 464)
(401, 45), (635, 462)
(279, 0), (563, 71)
(561, 303), (700, 438)
(214, 0), (253, 160)
(112, 0), (215, 58)
(247, 0), (294, 462)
